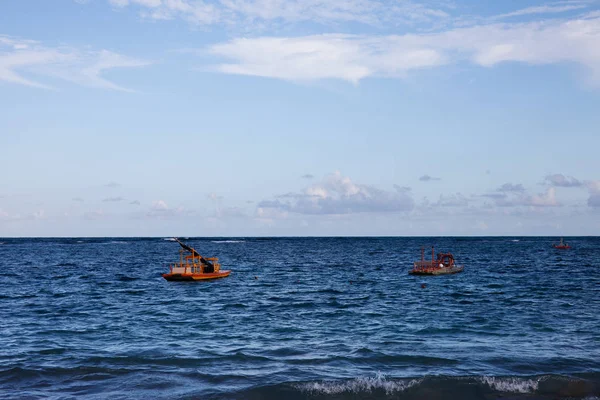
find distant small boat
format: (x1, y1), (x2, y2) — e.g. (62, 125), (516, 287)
(163, 239), (231, 281)
(409, 246), (464, 275)
(552, 238), (571, 250)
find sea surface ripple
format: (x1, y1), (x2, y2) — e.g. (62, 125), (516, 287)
(0, 237), (599, 399)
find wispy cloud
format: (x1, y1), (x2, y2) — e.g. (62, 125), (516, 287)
(434, 193), (468, 207)
(0, 209), (46, 222)
(103, 0), (451, 28)
(206, 12), (600, 86)
(497, 183), (525, 192)
(102, 196), (125, 202)
(83, 209), (105, 220)
(483, 187), (561, 208)
(104, 181), (121, 188)
(302, 174), (315, 179)
(419, 174), (441, 182)
(494, 3), (590, 20)
(0, 35), (150, 90)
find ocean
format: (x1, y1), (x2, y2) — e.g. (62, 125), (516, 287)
(0, 237), (598, 399)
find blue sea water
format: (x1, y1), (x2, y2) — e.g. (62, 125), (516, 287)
(0, 237), (599, 399)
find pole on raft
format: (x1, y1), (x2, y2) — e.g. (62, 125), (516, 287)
(432, 246), (434, 265)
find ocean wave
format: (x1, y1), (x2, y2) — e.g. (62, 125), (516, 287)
(480, 375), (541, 393)
(276, 374), (599, 399)
(295, 373), (421, 396)
(211, 240), (245, 243)
(2, 368), (598, 399)
(56, 262), (78, 267)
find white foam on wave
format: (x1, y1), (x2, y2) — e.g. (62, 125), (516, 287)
(295, 373), (420, 395)
(211, 240), (245, 244)
(163, 238), (177, 241)
(480, 376), (541, 393)
(511, 239), (520, 242)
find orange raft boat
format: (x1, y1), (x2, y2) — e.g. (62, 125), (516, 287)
(163, 239), (231, 281)
(552, 238), (571, 250)
(409, 246), (464, 276)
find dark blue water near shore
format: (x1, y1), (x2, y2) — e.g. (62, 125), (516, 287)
(0, 237), (599, 399)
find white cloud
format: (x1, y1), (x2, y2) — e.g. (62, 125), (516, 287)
(0, 47), (67, 88)
(585, 180), (600, 207)
(257, 171), (414, 215)
(0, 35), (150, 90)
(434, 193), (468, 207)
(110, 0), (161, 7)
(207, 192), (223, 201)
(255, 205), (288, 221)
(73, 50), (151, 91)
(494, 3), (589, 20)
(210, 34), (445, 83)
(84, 210), (105, 220)
(100, 0), (451, 27)
(587, 192), (600, 207)
(586, 180), (600, 192)
(0, 208), (46, 222)
(151, 200), (169, 210)
(528, 187), (560, 207)
(147, 200), (186, 217)
(206, 13), (600, 85)
(545, 173), (583, 187)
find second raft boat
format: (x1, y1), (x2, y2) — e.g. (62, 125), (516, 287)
(409, 246), (464, 275)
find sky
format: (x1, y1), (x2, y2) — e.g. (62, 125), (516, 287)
(0, 0), (599, 237)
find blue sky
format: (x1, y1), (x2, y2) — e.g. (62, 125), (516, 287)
(1, 0), (599, 236)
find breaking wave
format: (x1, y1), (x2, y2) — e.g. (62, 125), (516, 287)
(231, 374), (600, 399)
(480, 375), (542, 393)
(295, 373), (421, 395)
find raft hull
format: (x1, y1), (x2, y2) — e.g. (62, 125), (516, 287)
(163, 270), (231, 281)
(553, 245), (571, 250)
(409, 266), (464, 276)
